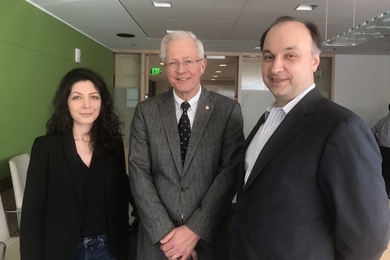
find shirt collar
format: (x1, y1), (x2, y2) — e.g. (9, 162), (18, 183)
(265, 83), (316, 118)
(173, 85), (202, 111)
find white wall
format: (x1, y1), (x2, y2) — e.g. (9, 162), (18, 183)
(334, 55), (390, 128)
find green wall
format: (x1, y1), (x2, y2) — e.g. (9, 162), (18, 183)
(0, 0), (115, 179)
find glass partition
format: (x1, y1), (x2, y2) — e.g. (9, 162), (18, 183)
(240, 56), (274, 137)
(114, 53), (141, 147)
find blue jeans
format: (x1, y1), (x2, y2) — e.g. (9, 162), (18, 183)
(77, 234), (116, 260)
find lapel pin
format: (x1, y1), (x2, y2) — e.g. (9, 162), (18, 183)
(205, 106), (209, 110)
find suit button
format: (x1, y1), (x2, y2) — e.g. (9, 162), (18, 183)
(235, 213), (242, 219)
(180, 187), (186, 192)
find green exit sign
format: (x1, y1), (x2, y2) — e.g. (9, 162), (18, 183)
(150, 67), (162, 75)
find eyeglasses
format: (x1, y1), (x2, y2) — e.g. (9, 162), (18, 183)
(164, 59), (203, 70)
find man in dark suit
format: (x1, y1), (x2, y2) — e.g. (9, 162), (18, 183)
(129, 31), (244, 260)
(230, 16), (390, 260)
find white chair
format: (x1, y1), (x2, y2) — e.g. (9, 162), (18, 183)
(8, 154), (30, 227)
(0, 196), (20, 260)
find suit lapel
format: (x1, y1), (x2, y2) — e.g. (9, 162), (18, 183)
(159, 90), (183, 174)
(242, 88), (323, 193)
(63, 133), (84, 207)
(238, 113), (265, 193)
(183, 87), (213, 174)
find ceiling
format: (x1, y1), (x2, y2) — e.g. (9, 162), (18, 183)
(27, 0), (390, 56)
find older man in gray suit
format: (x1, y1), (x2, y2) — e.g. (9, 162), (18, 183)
(129, 31), (244, 260)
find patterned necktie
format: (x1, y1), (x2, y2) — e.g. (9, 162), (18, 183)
(178, 102), (191, 165)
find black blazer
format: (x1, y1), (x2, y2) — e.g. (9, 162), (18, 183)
(20, 133), (129, 260)
(230, 88), (390, 259)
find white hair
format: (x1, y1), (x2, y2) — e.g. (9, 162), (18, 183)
(160, 31), (204, 63)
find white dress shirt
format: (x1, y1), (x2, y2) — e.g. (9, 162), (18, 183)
(244, 84), (316, 185)
(173, 86), (201, 129)
(372, 113), (390, 148)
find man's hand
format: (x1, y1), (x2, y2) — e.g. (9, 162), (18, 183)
(160, 225), (200, 259)
(190, 249), (198, 260)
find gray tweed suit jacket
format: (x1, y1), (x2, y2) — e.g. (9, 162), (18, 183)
(129, 87), (244, 259)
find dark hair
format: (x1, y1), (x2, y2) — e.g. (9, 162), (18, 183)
(46, 68), (123, 161)
(260, 16), (322, 56)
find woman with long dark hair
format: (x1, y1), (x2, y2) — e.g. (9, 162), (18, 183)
(20, 68), (130, 260)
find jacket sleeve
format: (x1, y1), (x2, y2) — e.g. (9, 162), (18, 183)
(318, 114), (390, 260)
(129, 103), (177, 244)
(20, 137), (48, 260)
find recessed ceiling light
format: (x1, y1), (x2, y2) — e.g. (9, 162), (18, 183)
(219, 64), (227, 67)
(213, 75), (218, 78)
(206, 55), (225, 59)
(152, 1), (171, 7)
(116, 33), (135, 38)
(294, 4), (318, 11)
(215, 71), (222, 73)
(254, 46), (261, 50)
(165, 30), (176, 33)
(211, 79), (216, 81)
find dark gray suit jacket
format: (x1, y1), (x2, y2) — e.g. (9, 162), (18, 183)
(129, 87), (244, 259)
(230, 87), (390, 260)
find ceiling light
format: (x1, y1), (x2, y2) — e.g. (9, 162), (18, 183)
(323, 11), (390, 47)
(295, 4), (318, 11)
(211, 79), (216, 81)
(165, 30), (176, 33)
(254, 46), (261, 50)
(213, 75), (218, 78)
(206, 55), (225, 59)
(219, 64), (227, 67)
(215, 71), (222, 73)
(152, 1), (171, 7)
